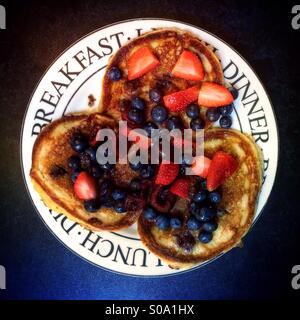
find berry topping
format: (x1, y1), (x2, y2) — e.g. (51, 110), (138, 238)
(74, 172), (97, 200)
(198, 231), (213, 244)
(192, 190), (207, 203)
(186, 103), (200, 119)
(128, 108), (144, 124)
(202, 221), (218, 232)
(187, 217), (202, 230)
(170, 218), (182, 229)
(143, 122), (158, 137)
(176, 230), (196, 253)
(191, 156), (211, 178)
(155, 215), (170, 230)
(128, 46), (159, 80)
(111, 189), (127, 201)
(68, 156), (81, 170)
(195, 207), (216, 222)
(167, 116), (183, 130)
(140, 164), (156, 179)
(155, 162), (179, 185)
(108, 67), (122, 81)
(149, 88), (161, 102)
(114, 200), (126, 213)
(70, 133), (88, 153)
(131, 96), (146, 110)
(198, 82), (234, 108)
(209, 191), (221, 203)
(151, 105), (168, 123)
(169, 178), (190, 199)
(163, 86), (200, 112)
(172, 50), (205, 81)
(206, 151), (238, 191)
(229, 86), (239, 100)
(190, 118), (205, 131)
(206, 108), (221, 122)
(143, 206), (157, 221)
(219, 104), (233, 116)
(84, 199), (101, 212)
(219, 115), (232, 128)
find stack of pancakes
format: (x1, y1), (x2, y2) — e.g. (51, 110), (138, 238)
(30, 29), (263, 268)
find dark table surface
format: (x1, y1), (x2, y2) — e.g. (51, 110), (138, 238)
(0, 0), (299, 300)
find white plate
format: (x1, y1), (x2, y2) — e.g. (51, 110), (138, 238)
(20, 18), (278, 277)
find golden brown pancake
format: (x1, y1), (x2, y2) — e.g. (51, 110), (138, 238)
(138, 128), (263, 269)
(99, 28), (224, 128)
(30, 113), (143, 231)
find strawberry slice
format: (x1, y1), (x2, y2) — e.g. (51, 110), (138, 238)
(206, 151), (238, 191)
(74, 172), (97, 200)
(191, 155), (211, 178)
(170, 178), (191, 199)
(198, 82), (234, 107)
(172, 50), (205, 81)
(163, 86), (200, 112)
(155, 161), (180, 185)
(119, 126), (150, 150)
(128, 47), (159, 80)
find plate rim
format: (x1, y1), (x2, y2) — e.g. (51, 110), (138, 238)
(19, 17), (280, 278)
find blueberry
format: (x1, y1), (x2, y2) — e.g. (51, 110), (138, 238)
(219, 115), (232, 128)
(155, 215), (170, 230)
(219, 104), (233, 116)
(68, 156), (81, 170)
(100, 163), (114, 171)
(149, 88), (161, 102)
(170, 218), (182, 229)
(71, 170), (80, 183)
(129, 161), (142, 171)
(167, 116), (182, 130)
(140, 164), (156, 179)
(151, 105), (168, 123)
(84, 199), (101, 212)
(198, 231), (213, 243)
(189, 202), (200, 215)
(143, 122), (158, 137)
(101, 196), (114, 208)
(202, 221), (218, 232)
(195, 207), (216, 222)
(129, 178), (141, 191)
(143, 206), (157, 220)
(70, 133), (88, 153)
(108, 66), (122, 81)
(229, 86), (239, 100)
(206, 109), (220, 122)
(112, 189), (126, 201)
(209, 191), (221, 204)
(190, 118), (204, 131)
(99, 180), (110, 197)
(85, 147), (96, 161)
(131, 97), (145, 110)
(193, 191), (207, 203)
(128, 108), (144, 124)
(187, 217), (202, 230)
(186, 103), (200, 119)
(114, 200), (126, 213)
(90, 164), (102, 178)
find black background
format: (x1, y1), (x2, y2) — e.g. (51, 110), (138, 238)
(0, 0), (299, 299)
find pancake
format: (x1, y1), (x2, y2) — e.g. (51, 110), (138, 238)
(30, 113), (143, 231)
(138, 128), (263, 269)
(99, 28), (224, 128)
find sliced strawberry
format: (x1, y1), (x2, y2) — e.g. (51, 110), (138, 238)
(191, 155), (211, 178)
(198, 82), (234, 107)
(120, 126), (150, 150)
(172, 135), (194, 149)
(170, 178), (191, 199)
(74, 172), (97, 200)
(206, 151), (238, 191)
(155, 161), (180, 185)
(163, 86), (200, 112)
(172, 50), (205, 81)
(128, 47), (159, 80)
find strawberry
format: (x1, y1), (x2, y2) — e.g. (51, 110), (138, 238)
(206, 151), (238, 191)
(74, 172), (97, 200)
(128, 47), (159, 80)
(198, 82), (234, 107)
(155, 161), (180, 185)
(191, 155), (211, 178)
(119, 126), (150, 150)
(171, 135), (194, 149)
(163, 86), (200, 112)
(170, 178), (191, 199)
(172, 50), (205, 81)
